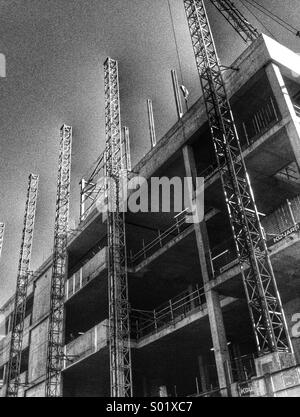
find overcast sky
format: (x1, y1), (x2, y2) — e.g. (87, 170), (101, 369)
(0, 0), (300, 306)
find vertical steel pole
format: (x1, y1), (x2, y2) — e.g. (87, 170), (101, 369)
(147, 99), (157, 148)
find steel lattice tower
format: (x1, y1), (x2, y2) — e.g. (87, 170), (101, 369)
(45, 125), (72, 397)
(209, 0), (259, 43)
(6, 174), (39, 397)
(104, 57), (132, 397)
(183, 0), (292, 355)
(0, 223), (5, 259)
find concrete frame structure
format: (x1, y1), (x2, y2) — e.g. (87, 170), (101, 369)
(2, 35), (300, 397)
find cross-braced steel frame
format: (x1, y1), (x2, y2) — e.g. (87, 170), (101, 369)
(104, 57), (132, 397)
(209, 0), (259, 43)
(45, 125), (72, 397)
(79, 128), (130, 223)
(6, 174), (39, 397)
(183, 0), (292, 355)
(0, 223), (5, 259)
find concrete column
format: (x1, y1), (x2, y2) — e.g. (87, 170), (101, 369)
(182, 145), (212, 280)
(206, 289), (232, 392)
(182, 145), (232, 396)
(265, 63), (300, 169)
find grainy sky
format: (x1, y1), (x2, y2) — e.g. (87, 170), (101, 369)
(0, 0), (300, 306)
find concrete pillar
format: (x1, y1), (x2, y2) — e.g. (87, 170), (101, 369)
(206, 289), (232, 392)
(182, 145), (232, 396)
(265, 63), (300, 169)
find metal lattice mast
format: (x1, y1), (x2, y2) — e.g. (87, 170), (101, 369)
(183, 0), (292, 355)
(6, 174), (39, 397)
(0, 223), (5, 259)
(45, 125), (72, 397)
(104, 57), (132, 397)
(209, 0), (259, 43)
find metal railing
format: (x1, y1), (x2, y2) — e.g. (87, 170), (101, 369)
(131, 285), (205, 340)
(210, 238), (238, 276)
(128, 209), (191, 265)
(209, 195), (300, 276)
(242, 96), (279, 145)
(231, 353), (256, 382)
(129, 195), (300, 281)
(262, 195), (300, 239)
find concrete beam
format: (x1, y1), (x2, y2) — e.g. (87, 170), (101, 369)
(135, 296), (237, 349)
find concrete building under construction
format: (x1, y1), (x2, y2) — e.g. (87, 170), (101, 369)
(1, 1), (300, 398)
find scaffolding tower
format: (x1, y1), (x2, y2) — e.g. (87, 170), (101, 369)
(209, 0), (259, 43)
(104, 57), (132, 397)
(0, 223), (5, 259)
(45, 125), (72, 397)
(6, 174), (39, 397)
(183, 0), (292, 355)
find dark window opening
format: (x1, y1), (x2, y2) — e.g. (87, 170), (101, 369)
(20, 347), (29, 376)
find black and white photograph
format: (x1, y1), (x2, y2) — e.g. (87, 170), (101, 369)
(1, 0), (300, 402)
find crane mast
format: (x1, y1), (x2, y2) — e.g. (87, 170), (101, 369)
(0, 223), (5, 259)
(209, 0), (259, 43)
(45, 125), (72, 397)
(183, 0), (292, 355)
(104, 57), (132, 397)
(6, 174), (39, 397)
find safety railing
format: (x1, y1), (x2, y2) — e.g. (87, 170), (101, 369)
(210, 194), (300, 276)
(128, 209), (191, 265)
(262, 195), (300, 239)
(231, 353), (256, 382)
(210, 238), (238, 277)
(186, 354), (256, 397)
(129, 195), (300, 279)
(242, 96), (279, 146)
(131, 285), (205, 340)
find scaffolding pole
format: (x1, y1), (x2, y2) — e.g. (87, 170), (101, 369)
(104, 57), (132, 397)
(147, 99), (157, 148)
(123, 127), (132, 172)
(0, 223), (5, 259)
(183, 0), (292, 355)
(209, 0), (259, 43)
(45, 124), (72, 397)
(171, 69), (184, 119)
(6, 173), (39, 397)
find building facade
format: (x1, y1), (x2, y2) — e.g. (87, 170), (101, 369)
(1, 34), (300, 397)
